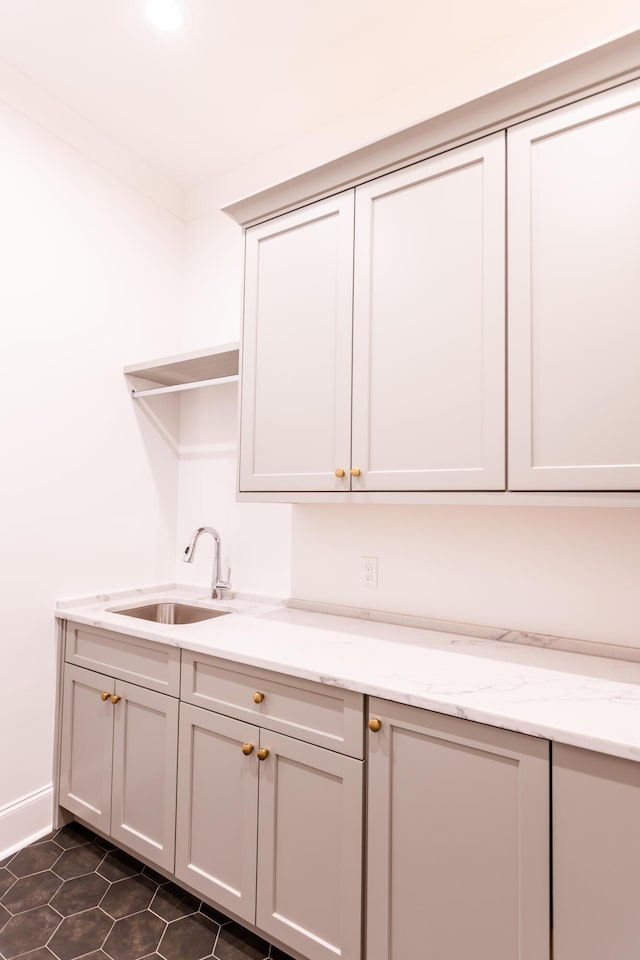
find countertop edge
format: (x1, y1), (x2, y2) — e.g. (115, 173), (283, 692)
(55, 588), (640, 765)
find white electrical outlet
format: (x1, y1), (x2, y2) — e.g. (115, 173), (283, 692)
(360, 556), (378, 588)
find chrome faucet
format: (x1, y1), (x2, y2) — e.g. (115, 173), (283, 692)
(183, 526), (232, 599)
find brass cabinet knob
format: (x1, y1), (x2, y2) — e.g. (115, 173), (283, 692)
(241, 743), (254, 756)
(100, 692), (111, 702)
(335, 468), (346, 478)
(253, 691), (265, 704)
(368, 717), (382, 733)
(256, 747), (270, 761)
(351, 467), (361, 477)
(110, 694), (122, 705)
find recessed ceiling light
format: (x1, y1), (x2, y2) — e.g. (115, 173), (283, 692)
(145, 0), (185, 32)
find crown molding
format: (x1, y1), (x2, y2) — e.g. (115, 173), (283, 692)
(220, 27), (640, 228)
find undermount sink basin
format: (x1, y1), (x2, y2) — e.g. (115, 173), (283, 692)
(109, 602), (229, 624)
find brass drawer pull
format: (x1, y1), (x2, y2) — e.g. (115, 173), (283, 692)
(351, 467), (361, 477)
(110, 694), (122, 705)
(241, 743), (255, 756)
(335, 468), (345, 478)
(100, 692), (111, 702)
(257, 747), (270, 761)
(253, 691), (265, 704)
(368, 717), (382, 733)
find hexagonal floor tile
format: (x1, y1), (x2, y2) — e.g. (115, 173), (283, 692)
(0, 904), (62, 958)
(199, 902), (231, 926)
(48, 907), (114, 960)
(101, 875), (157, 920)
(158, 912), (219, 960)
(149, 882), (200, 922)
(141, 865), (170, 886)
(53, 843), (106, 880)
(0, 866), (16, 897)
(212, 922), (270, 960)
(50, 873), (110, 917)
(6, 842), (62, 878)
(103, 910), (166, 960)
(1, 871), (62, 914)
(0, 901), (10, 926)
(98, 850), (144, 883)
(53, 823), (96, 850)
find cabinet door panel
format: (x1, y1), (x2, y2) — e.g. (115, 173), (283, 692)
(175, 703), (259, 922)
(110, 681), (178, 871)
(366, 699), (549, 960)
(256, 731), (363, 960)
(352, 133), (505, 490)
(240, 193), (354, 492)
(58, 664), (113, 834)
(553, 743), (640, 959)
(509, 79), (640, 489)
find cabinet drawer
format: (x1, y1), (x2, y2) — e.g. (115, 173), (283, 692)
(181, 652), (364, 758)
(64, 622), (180, 696)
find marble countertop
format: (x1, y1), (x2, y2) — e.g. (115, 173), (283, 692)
(56, 585), (640, 763)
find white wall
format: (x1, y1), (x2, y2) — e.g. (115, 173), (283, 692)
(292, 506), (640, 648)
(175, 383), (291, 600)
(181, 6), (640, 647)
(0, 101), (184, 854)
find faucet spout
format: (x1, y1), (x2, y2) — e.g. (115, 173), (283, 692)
(182, 526), (231, 599)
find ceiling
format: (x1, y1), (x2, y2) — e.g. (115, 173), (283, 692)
(0, 1), (633, 191)
(0, 0), (423, 188)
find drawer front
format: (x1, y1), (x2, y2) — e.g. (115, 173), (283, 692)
(181, 652), (364, 758)
(64, 621), (180, 696)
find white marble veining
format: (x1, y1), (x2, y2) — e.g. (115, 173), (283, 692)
(56, 586), (640, 763)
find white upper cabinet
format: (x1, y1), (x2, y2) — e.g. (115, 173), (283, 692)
(239, 76), (640, 499)
(508, 80), (640, 490)
(352, 133), (506, 490)
(240, 134), (505, 494)
(240, 193), (355, 492)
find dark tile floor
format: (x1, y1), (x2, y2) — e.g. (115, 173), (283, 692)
(0, 823), (295, 960)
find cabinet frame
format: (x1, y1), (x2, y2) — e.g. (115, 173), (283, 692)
(59, 652), (179, 871)
(175, 682), (364, 960)
(366, 698), (550, 960)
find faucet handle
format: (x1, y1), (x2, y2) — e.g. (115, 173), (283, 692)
(216, 566), (232, 594)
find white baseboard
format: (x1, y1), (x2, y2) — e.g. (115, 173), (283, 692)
(0, 785), (54, 860)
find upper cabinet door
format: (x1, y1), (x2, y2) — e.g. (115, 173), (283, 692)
(509, 80), (640, 490)
(240, 193), (354, 492)
(352, 133), (506, 491)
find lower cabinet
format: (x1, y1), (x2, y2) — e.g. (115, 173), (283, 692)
(365, 698), (550, 960)
(63, 622), (640, 960)
(176, 702), (363, 960)
(59, 662), (179, 871)
(553, 743), (640, 960)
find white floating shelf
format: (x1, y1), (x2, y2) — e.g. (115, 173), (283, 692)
(124, 342), (239, 397)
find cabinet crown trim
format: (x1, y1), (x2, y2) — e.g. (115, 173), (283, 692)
(221, 30), (640, 228)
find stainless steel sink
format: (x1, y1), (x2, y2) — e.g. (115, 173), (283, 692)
(108, 602), (229, 624)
